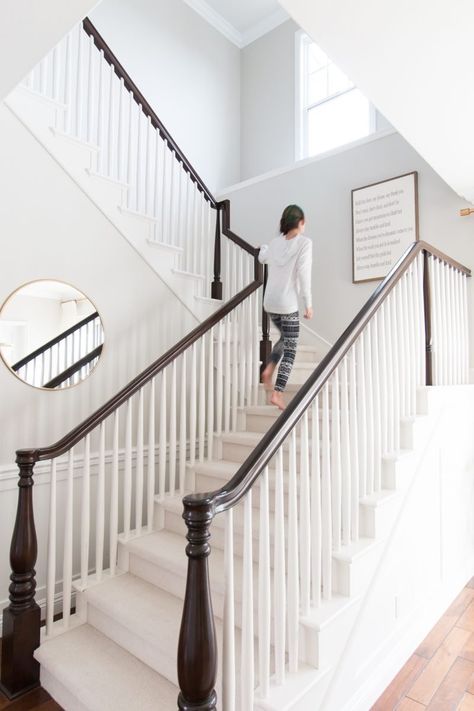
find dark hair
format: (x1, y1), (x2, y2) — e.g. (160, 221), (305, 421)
(279, 204), (305, 235)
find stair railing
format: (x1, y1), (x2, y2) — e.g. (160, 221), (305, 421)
(20, 19), (254, 303)
(11, 311), (103, 388)
(176, 241), (471, 711)
(1, 254), (262, 697)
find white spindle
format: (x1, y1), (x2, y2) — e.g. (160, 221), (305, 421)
(62, 448), (74, 628)
(253, 292), (260, 406)
(135, 105), (143, 212)
(274, 447), (286, 683)
(110, 412), (119, 575)
(222, 508), (236, 711)
(159, 369), (167, 496)
(241, 491), (255, 708)
(64, 32), (72, 133)
(126, 92), (134, 207)
(136, 388), (144, 533)
(299, 411), (311, 617)
(46, 459), (57, 635)
(207, 328), (214, 461)
(231, 312), (238, 431)
(80, 434), (91, 589)
(340, 357), (351, 545)
(372, 316), (382, 492)
(364, 325), (375, 495)
(199, 336), (206, 462)
(52, 44), (60, 103)
(117, 78), (124, 181)
(331, 369), (342, 550)
(189, 344), (197, 466)
(258, 466), (271, 699)
(349, 349), (360, 541)
(311, 395), (322, 606)
(95, 422), (106, 582)
(224, 316), (231, 434)
(147, 379), (156, 530)
(287, 429), (299, 672)
(179, 354), (187, 494)
(144, 117), (152, 214)
(216, 321), (223, 438)
(124, 399), (133, 539)
(321, 383), (332, 600)
(357, 334), (367, 496)
(86, 34), (94, 143)
(169, 361), (177, 493)
(75, 27), (83, 137)
(161, 142), (168, 243)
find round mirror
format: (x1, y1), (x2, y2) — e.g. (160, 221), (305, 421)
(0, 280), (104, 390)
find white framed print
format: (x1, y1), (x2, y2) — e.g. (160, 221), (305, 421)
(352, 171), (419, 283)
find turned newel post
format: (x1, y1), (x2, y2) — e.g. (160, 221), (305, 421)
(211, 205), (223, 300)
(260, 264), (272, 378)
(423, 250), (433, 386)
(0, 450), (41, 699)
(177, 496), (217, 711)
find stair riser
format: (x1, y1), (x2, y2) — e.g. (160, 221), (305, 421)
(244, 411), (324, 434)
(332, 541), (381, 597)
(222, 441), (315, 469)
(359, 496), (399, 539)
(40, 668), (89, 711)
(86, 602), (178, 685)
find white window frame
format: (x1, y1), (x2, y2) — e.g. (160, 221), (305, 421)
(295, 30), (376, 161)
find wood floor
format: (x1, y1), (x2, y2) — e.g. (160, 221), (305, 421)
(0, 686), (61, 711)
(372, 578), (474, 710)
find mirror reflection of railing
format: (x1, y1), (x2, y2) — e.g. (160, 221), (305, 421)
(11, 311), (103, 389)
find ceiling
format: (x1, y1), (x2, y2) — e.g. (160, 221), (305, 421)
(184, 0), (289, 47)
(279, 0), (474, 204)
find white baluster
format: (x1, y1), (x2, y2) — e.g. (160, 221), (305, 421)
(199, 336), (206, 462)
(147, 379), (156, 530)
(144, 117), (152, 215)
(95, 50), (104, 172)
(372, 316), (382, 491)
(86, 34), (94, 143)
(168, 155), (176, 246)
(189, 344), (197, 465)
(46, 459), (57, 635)
(124, 399), (133, 539)
(136, 388), (144, 533)
(231, 311), (238, 431)
(239, 303), (247, 408)
(331, 369), (342, 549)
(356, 334), (367, 495)
(241, 491), (255, 708)
(75, 27), (83, 137)
(169, 360), (177, 493)
(287, 429), (299, 671)
(63, 448), (74, 628)
(52, 44), (60, 103)
(258, 466), (271, 699)
(161, 143), (168, 243)
(179, 354), (187, 494)
(311, 395), (322, 606)
(340, 357), (351, 544)
(64, 32), (72, 133)
(224, 316), (231, 434)
(80, 434), (91, 589)
(274, 447), (286, 683)
(390, 292), (401, 449)
(349, 349), (360, 541)
(462, 274), (469, 383)
(135, 105), (143, 212)
(253, 292), (260, 406)
(207, 328), (215, 461)
(222, 508), (236, 711)
(152, 129), (160, 240)
(110, 412), (119, 575)
(299, 411), (311, 617)
(159, 369), (167, 496)
(216, 321), (223, 438)
(364, 325), (375, 495)
(116, 78), (124, 181)
(321, 383), (332, 600)
(95, 422), (105, 582)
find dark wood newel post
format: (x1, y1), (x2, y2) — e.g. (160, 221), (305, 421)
(260, 265), (272, 378)
(177, 496), (217, 711)
(211, 206), (223, 300)
(423, 249), (433, 386)
(0, 451), (41, 699)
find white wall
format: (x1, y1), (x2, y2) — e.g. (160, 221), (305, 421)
(0, 0), (99, 101)
(221, 131), (474, 347)
(89, 0), (241, 193)
(0, 103), (196, 466)
(240, 20), (393, 182)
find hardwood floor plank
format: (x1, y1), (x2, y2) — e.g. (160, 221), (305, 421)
(407, 627), (472, 705)
(460, 633), (474, 663)
(466, 579), (474, 590)
(371, 655), (427, 710)
(446, 589), (474, 618)
(396, 698), (426, 710)
(426, 657), (474, 710)
(458, 692), (474, 711)
(458, 603), (474, 633)
(416, 614), (460, 659)
(0, 689), (51, 711)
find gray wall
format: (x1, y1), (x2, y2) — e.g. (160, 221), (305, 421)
(90, 0), (241, 192)
(221, 131), (474, 346)
(240, 19), (393, 183)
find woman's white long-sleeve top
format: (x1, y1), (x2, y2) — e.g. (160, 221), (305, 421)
(258, 235), (313, 315)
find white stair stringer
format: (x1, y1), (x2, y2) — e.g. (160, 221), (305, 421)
(33, 349), (448, 711)
(3, 86), (218, 322)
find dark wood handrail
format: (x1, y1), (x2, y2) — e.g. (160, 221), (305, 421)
(183, 240), (471, 516)
(16, 277), (262, 464)
(82, 18), (216, 205)
(12, 311), (100, 371)
(43, 344), (103, 389)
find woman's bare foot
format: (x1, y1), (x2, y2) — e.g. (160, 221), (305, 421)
(270, 390), (286, 411)
(262, 363), (276, 390)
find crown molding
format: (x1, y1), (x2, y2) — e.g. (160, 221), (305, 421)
(183, 0), (289, 49)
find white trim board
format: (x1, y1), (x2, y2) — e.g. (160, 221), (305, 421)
(183, 0), (289, 49)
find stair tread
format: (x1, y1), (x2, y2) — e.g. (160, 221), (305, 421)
(85, 573), (182, 652)
(36, 623), (177, 711)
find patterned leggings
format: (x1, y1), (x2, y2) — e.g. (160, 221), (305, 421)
(268, 312), (300, 392)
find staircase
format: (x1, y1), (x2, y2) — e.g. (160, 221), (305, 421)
(1, 16), (472, 711)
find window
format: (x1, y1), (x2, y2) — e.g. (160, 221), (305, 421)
(296, 33), (375, 160)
